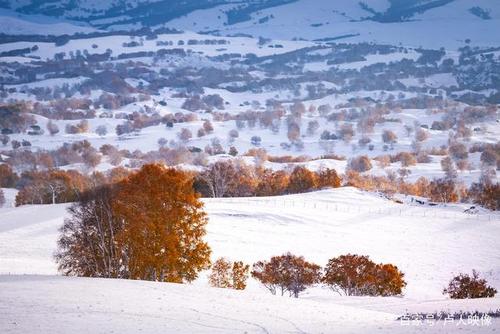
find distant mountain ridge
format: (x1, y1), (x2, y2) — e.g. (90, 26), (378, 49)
(1, 0), (499, 49)
(1, 0), (494, 29)
(0, 0), (299, 28)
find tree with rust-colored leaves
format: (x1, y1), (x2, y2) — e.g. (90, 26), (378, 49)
(56, 164), (211, 283)
(209, 257), (250, 290)
(113, 164), (211, 282)
(252, 253), (321, 298)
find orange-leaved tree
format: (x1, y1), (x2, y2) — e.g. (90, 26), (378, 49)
(56, 164), (211, 283)
(113, 164), (211, 282)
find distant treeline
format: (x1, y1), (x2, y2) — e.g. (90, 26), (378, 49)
(0, 27), (182, 45)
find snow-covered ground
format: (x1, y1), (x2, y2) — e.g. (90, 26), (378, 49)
(1, 187), (499, 333)
(1, 274), (499, 334)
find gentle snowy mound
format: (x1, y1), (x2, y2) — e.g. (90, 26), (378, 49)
(0, 275), (498, 334)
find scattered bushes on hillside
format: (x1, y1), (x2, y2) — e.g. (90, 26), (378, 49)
(209, 257), (250, 290)
(480, 148), (498, 168)
(395, 152), (416, 167)
(322, 254), (406, 296)
(252, 253), (321, 298)
(443, 270), (497, 299)
(178, 128), (193, 142)
(46, 121), (60, 136)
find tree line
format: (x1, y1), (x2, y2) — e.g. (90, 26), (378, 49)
(1, 159), (498, 210)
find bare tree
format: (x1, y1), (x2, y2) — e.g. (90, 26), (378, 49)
(199, 161), (238, 198)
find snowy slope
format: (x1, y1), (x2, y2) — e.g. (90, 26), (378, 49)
(0, 187), (499, 333)
(1, 274), (499, 334)
(1, 188), (499, 297)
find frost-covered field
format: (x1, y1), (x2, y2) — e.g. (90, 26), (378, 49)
(1, 187), (499, 333)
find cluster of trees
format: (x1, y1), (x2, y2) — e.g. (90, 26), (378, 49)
(251, 253), (406, 298)
(0, 164), (19, 188)
(195, 162), (341, 198)
(181, 94), (225, 112)
(2, 140), (103, 170)
(31, 165), (497, 301)
(4, 154), (498, 210)
(15, 169), (90, 205)
(0, 103), (36, 133)
(56, 164), (211, 282)
(345, 170), (499, 209)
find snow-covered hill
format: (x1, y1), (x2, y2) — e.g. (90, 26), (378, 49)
(2, 187), (499, 296)
(0, 188), (499, 332)
(2, 0), (500, 48)
(167, 0), (500, 48)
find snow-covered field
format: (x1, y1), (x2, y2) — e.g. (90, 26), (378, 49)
(1, 187), (499, 333)
(1, 274), (499, 334)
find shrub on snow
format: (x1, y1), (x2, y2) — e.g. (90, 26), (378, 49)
(443, 270), (497, 299)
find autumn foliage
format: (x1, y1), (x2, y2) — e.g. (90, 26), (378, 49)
(322, 254), (406, 296)
(16, 169), (89, 205)
(56, 164), (211, 283)
(287, 166), (317, 194)
(443, 270), (497, 299)
(0, 164), (18, 187)
(209, 257), (250, 290)
(195, 162), (341, 198)
(251, 253), (321, 298)
(468, 182), (499, 210)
